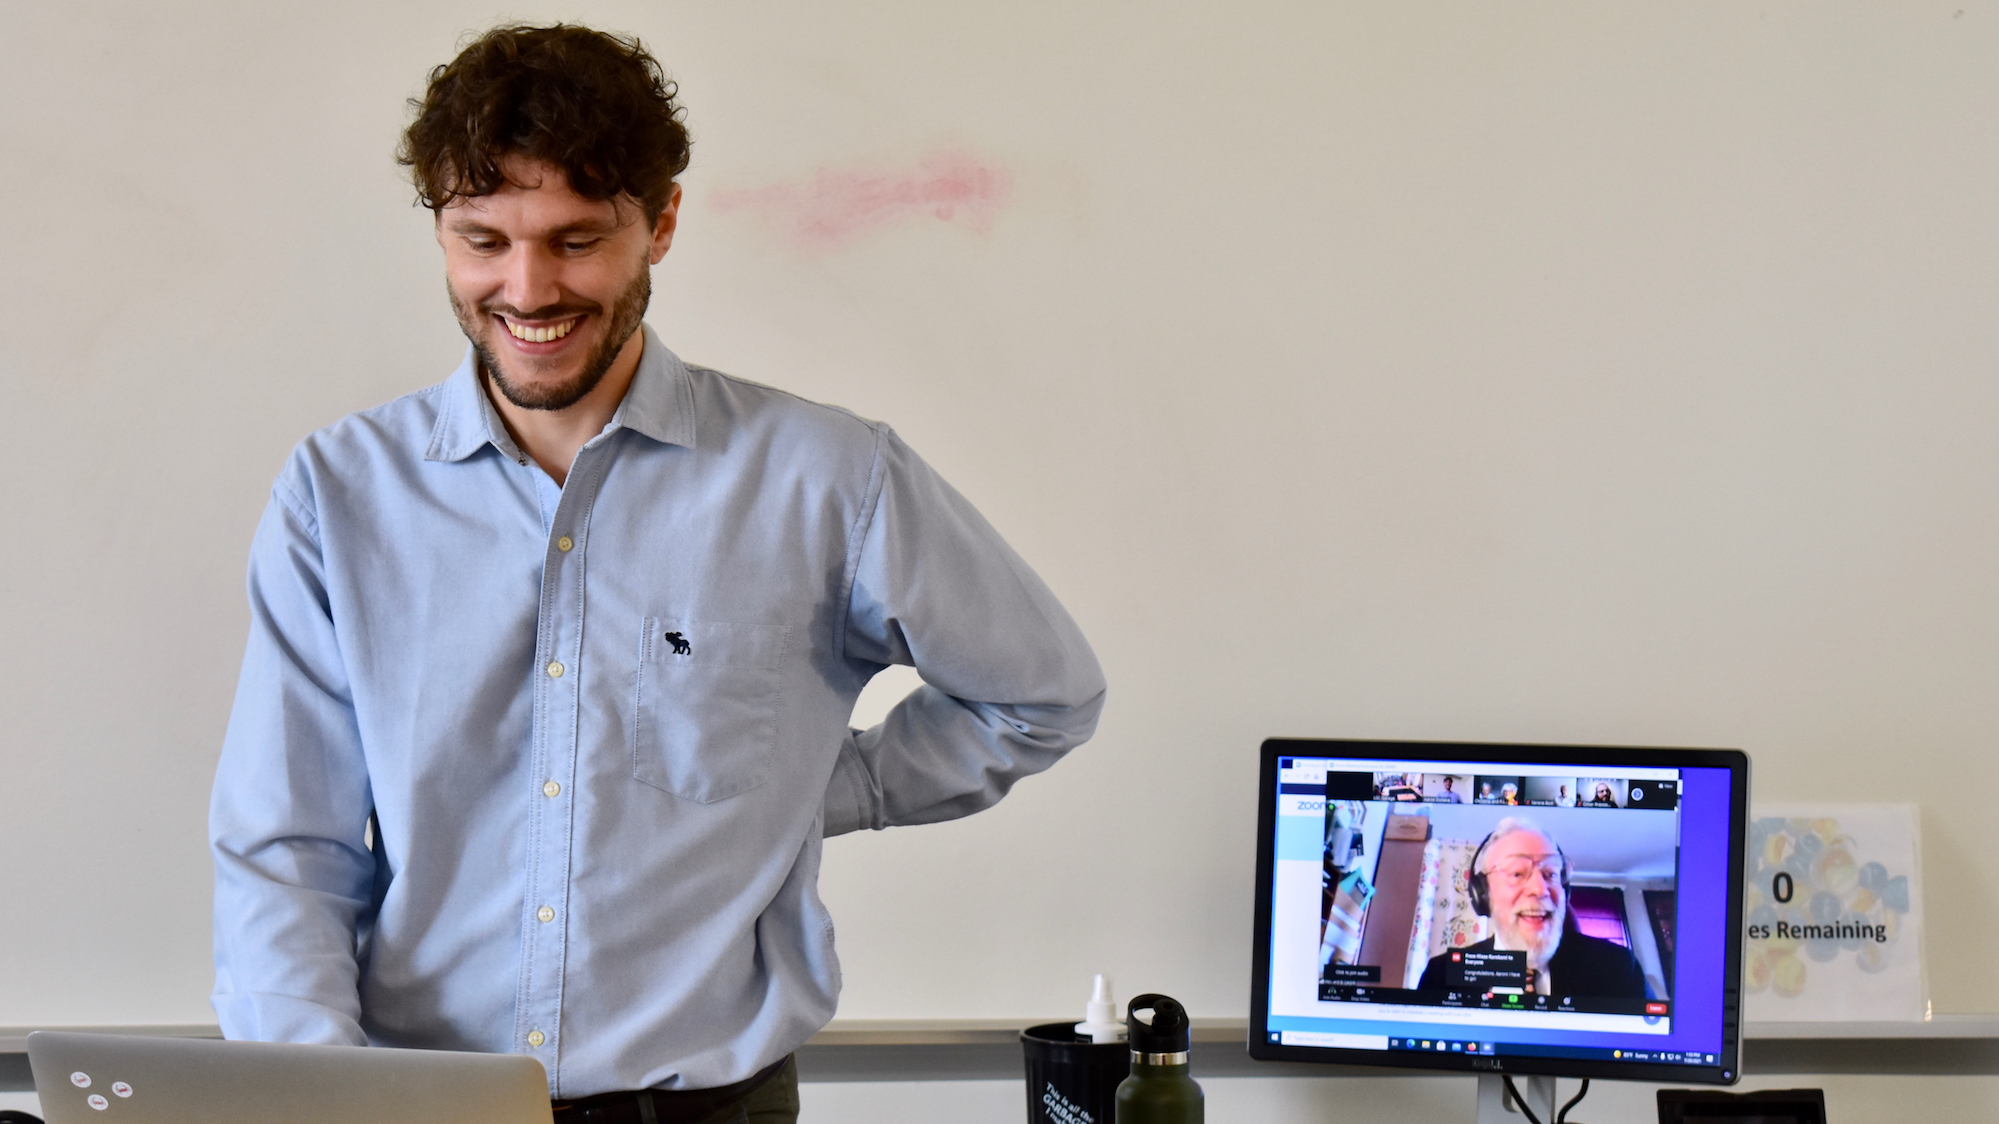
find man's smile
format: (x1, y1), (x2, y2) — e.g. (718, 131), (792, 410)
(1514, 907), (1555, 933)
(497, 313), (584, 346)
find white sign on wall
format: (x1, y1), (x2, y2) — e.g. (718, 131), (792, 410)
(1743, 804), (1927, 1022)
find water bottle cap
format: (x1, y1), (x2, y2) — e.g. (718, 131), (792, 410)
(1125, 993), (1190, 1054)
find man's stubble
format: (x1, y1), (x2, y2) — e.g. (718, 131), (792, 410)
(450, 264), (651, 412)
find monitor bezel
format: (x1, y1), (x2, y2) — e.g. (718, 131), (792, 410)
(1247, 736), (1749, 1085)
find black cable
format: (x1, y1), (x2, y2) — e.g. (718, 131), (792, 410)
(1501, 1076), (1546, 1124)
(1501, 1075), (1591, 1124)
(1555, 1078), (1591, 1124)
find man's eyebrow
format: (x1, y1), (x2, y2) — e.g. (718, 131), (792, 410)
(544, 219), (624, 237)
(443, 218), (504, 237)
(442, 217), (624, 238)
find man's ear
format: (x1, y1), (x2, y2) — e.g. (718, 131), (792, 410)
(649, 183), (682, 264)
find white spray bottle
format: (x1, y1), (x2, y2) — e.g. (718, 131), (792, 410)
(1075, 973), (1126, 1043)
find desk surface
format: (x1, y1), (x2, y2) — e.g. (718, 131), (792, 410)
(4, 1016), (1996, 1088)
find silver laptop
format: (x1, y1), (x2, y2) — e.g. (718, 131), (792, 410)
(27, 1031), (553, 1124)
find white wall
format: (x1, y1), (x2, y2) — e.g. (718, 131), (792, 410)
(2, 3), (1994, 1112)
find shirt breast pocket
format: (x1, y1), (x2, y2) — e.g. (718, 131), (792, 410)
(633, 618), (789, 803)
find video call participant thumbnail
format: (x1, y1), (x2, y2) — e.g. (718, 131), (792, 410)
(1417, 818), (1649, 1000)
(1579, 778), (1627, 808)
(1376, 773), (1424, 801)
(1522, 776), (1575, 806)
(1474, 776), (1525, 805)
(1426, 774), (1468, 803)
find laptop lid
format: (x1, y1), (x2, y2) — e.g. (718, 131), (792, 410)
(27, 1031), (552, 1124)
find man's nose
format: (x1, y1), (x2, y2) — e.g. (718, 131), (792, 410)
(501, 245), (563, 313)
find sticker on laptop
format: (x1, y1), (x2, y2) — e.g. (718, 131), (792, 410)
(112, 1081), (133, 1097)
(87, 1094), (108, 1111)
(70, 1072), (91, 1088)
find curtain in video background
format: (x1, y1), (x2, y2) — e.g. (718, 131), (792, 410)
(1405, 838), (1489, 988)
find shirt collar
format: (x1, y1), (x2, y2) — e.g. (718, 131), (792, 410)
(607, 325), (698, 450)
(425, 324), (697, 463)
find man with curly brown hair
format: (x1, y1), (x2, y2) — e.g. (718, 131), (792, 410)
(209, 24), (1105, 1123)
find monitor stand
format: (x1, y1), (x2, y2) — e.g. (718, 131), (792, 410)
(1476, 1074), (1553, 1124)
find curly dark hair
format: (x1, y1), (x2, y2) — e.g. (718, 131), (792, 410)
(398, 24), (691, 220)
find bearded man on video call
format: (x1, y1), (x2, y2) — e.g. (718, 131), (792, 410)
(208, 23), (1105, 1124)
(1418, 819), (1650, 1000)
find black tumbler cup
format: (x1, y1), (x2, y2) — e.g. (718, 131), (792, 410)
(1021, 1022), (1130, 1124)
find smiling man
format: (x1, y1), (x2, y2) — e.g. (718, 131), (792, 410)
(1417, 819), (1649, 1000)
(208, 24), (1105, 1124)
(434, 151), (673, 485)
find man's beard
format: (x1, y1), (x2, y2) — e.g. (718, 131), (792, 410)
(450, 266), (651, 412)
(1499, 906), (1565, 969)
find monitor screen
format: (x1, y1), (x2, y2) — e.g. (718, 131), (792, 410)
(1248, 738), (1748, 1085)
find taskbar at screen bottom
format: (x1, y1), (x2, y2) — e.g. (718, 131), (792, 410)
(1379, 1036), (1718, 1067)
(1254, 1030), (1737, 1083)
(1318, 983), (1671, 1019)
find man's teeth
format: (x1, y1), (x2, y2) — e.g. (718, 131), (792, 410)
(505, 318), (577, 343)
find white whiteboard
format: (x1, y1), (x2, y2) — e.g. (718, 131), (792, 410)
(3, 2), (1995, 1029)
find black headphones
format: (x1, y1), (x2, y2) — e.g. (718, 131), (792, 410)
(1465, 825), (1572, 917)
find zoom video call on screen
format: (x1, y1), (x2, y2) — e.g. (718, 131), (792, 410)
(1262, 753), (1735, 1069)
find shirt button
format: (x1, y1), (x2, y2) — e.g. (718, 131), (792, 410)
(556, 535), (574, 552)
(543, 780), (561, 798)
(546, 661), (564, 678)
(537, 905), (555, 923)
(527, 1030), (545, 1048)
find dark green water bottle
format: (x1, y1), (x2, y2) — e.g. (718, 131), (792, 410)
(1114, 994), (1203, 1124)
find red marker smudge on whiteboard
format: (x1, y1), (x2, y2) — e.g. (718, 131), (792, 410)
(709, 150), (1012, 247)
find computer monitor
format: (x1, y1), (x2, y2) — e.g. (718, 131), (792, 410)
(1248, 738), (1749, 1118)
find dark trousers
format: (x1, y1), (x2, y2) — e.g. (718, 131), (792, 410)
(551, 1056), (800, 1124)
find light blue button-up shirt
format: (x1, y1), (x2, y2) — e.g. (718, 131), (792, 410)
(209, 327), (1105, 1096)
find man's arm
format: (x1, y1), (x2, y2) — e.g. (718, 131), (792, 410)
(823, 427), (1106, 835)
(209, 483), (376, 1043)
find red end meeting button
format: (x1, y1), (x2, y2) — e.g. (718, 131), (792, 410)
(1646, 1002), (1669, 1015)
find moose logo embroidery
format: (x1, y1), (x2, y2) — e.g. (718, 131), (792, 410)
(662, 631), (691, 656)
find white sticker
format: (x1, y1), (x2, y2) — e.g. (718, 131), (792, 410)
(112, 1082), (133, 1098)
(70, 1072), (91, 1088)
(1746, 804), (1929, 1022)
(87, 1094), (108, 1111)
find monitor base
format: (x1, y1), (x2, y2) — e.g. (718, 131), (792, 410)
(1477, 1074), (1553, 1124)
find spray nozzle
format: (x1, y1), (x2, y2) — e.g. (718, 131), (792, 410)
(1075, 973), (1125, 1043)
